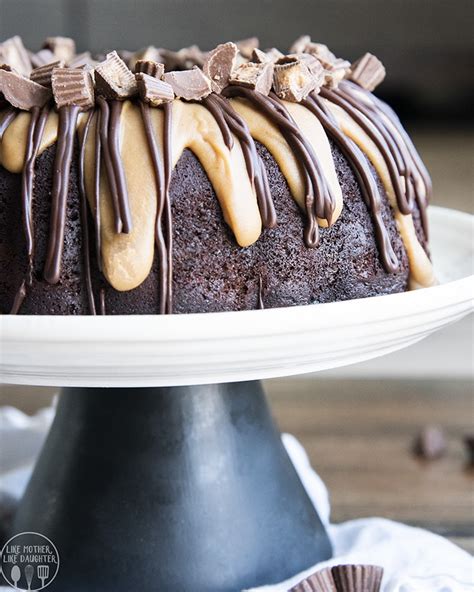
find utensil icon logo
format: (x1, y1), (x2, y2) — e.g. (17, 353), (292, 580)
(0, 533), (59, 590)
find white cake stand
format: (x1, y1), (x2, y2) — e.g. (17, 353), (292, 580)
(1, 206), (472, 592)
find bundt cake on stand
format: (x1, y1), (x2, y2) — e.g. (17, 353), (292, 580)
(2, 33), (471, 592)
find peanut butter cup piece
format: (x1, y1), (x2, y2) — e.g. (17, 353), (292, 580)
(304, 42), (338, 67)
(51, 67), (95, 110)
(323, 58), (351, 89)
(0, 36), (32, 76)
(162, 45), (205, 71)
(43, 36), (76, 63)
(252, 47), (284, 64)
(136, 73), (174, 106)
(289, 567), (336, 591)
(135, 60), (165, 79)
(229, 61), (274, 95)
(235, 37), (259, 59)
(251, 48), (270, 64)
(349, 53), (386, 91)
(163, 66), (211, 100)
(68, 51), (98, 69)
(30, 60), (65, 88)
(94, 50), (137, 99)
(128, 46), (163, 71)
(289, 35), (311, 54)
(331, 564), (383, 592)
(203, 42), (238, 93)
(30, 48), (55, 68)
(273, 56), (318, 102)
(0, 69), (51, 110)
(296, 53), (325, 86)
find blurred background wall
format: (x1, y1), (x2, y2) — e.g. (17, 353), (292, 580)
(1, 0), (473, 120)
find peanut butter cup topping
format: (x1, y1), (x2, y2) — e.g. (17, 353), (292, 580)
(134, 60), (165, 78)
(163, 67), (212, 100)
(42, 36), (76, 63)
(51, 67), (95, 110)
(273, 56), (318, 102)
(349, 52), (386, 91)
(0, 36), (31, 76)
(136, 73), (174, 106)
(94, 51), (137, 99)
(203, 42), (238, 93)
(235, 37), (260, 59)
(0, 33), (436, 313)
(30, 60), (65, 88)
(0, 69), (51, 110)
(229, 61), (274, 95)
(30, 49), (55, 68)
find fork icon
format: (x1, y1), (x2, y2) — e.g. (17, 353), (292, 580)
(37, 565), (49, 588)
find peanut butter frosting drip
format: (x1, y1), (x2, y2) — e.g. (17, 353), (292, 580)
(0, 37), (436, 313)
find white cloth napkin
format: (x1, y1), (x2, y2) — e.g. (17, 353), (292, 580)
(0, 406), (472, 592)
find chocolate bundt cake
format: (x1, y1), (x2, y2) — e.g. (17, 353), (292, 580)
(0, 35), (435, 315)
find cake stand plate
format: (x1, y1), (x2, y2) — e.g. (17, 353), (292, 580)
(2, 206), (473, 592)
(1, 206), (472, 387)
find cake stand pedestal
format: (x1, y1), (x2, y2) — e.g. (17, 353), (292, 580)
(14, 382), (330, 592)
(2, 207), (473, 591)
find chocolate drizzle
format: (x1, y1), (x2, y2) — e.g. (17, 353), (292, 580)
(222, 86), (336, 248)
(0, 107), (17, 139)
(109, 101), (132, 233)
(78, 110), (97, 314)
(139, 102), (173, 314)
(97, 97), (132, 234)
(93, 108), (102, 270)
(356, 83), (432, 237)
(9, 280), (27, 315)
(162, 102), (173, 313)
(257, 275), (264, 309)
(22, 105), (49, 284)
(321, 86), (412, 213)
(302, 93), (399, 273)
(44, 104), (81, 284)
(203, 93), (276, 229)
(323, 82), (431, 239)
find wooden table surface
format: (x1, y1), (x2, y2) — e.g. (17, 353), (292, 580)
(267, 378), (474, 554)
(1, 377), (473, 554)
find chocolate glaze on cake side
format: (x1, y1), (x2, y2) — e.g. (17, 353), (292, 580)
(0, 35), (435, 315)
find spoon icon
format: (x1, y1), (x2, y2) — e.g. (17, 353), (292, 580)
(11, 565), (21, 588)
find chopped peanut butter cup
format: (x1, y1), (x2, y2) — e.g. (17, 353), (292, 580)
(51, 67), (95, 110)
(273, 56), (318, 102)
(43, 36), (76, 63)
(0, 69), (51, 110)
(94, 51), (137, 99)
(229, 61), (274, 95)
(235, 37), (260, 59)
(136, 73), (174, 106)
(349, 53), (386, 91)
(135, 60), (165, 78)
(0, 36), (31, 76)
(203, 42), (238, 93)
(163, 67), (212, 100)
(30, 60), (65, 88)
